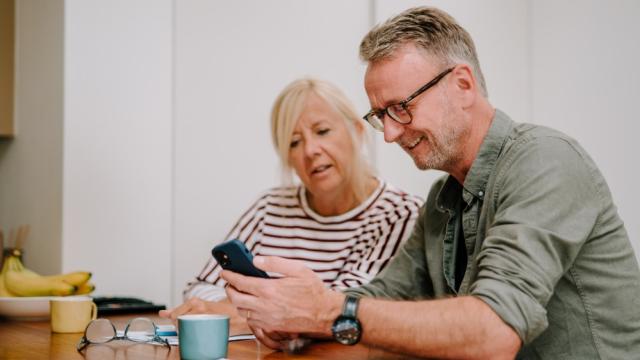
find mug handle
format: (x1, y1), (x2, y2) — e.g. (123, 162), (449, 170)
(90, 302), (98, 320)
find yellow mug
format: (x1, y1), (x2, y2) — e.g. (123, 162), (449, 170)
(50, 296), (97, 333)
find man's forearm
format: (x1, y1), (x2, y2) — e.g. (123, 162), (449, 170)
(356, 296), (521, 359)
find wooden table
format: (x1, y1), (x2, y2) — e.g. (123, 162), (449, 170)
(0, 313), (413, 359)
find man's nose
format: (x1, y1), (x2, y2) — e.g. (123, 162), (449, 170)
(383, 118), (405, 143)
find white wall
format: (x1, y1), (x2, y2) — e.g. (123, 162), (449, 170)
(530, 0), (640, 253)
(62, 0), (173, 304)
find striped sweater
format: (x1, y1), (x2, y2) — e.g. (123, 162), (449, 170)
(184, 179), (423, 301)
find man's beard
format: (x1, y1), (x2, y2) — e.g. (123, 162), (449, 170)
(412, 94), (469, 171)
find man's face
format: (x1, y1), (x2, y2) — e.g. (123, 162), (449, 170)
(364, 44), (469, 171)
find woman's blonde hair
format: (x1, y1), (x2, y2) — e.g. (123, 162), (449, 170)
(270, 78), (374, 202)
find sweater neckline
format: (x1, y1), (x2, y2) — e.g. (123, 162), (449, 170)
(298, 178), (385, 224)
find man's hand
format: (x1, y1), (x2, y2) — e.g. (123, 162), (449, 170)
(221, 256), (344, 339)
(247, 321), (297, 350)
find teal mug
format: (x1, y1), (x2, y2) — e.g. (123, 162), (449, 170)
(178, 314), (230, 360)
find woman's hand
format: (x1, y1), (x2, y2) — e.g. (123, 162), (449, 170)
(158, 297), (250, 333)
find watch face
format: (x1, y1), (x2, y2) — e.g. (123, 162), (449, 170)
(332, 316), (361, 345)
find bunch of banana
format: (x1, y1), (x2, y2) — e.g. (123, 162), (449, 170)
(0, 249), (95, 297)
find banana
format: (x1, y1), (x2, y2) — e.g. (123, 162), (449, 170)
(74, 282), (95, 295)
(3, 256), (76, 297)
(45, 271), (92, 287)
(0, 258), (17, 297)
(5, 271), (76, 296)
(17, 261), (92, 287)
(1, 252), (94, 297)
(9, 252), (91, 283)
(0, 279), (14, 296)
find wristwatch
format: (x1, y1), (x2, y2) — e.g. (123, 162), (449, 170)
(331, 295), (362, 345)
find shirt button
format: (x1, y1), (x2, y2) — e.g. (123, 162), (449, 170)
(478, 191), (484, 197)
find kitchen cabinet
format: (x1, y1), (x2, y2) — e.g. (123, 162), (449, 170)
(0, 0), (15, 137)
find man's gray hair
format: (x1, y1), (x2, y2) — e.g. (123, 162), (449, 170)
(360, 6), (488, 97)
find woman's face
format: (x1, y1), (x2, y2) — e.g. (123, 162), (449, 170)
(288, 93), (358, 199)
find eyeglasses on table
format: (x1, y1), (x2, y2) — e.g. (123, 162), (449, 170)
(76, 317), (170, 352)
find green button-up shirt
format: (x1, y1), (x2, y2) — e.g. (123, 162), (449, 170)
(347, 109), (640, 358)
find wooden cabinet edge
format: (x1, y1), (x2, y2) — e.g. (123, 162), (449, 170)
(0, 0), (15, 138)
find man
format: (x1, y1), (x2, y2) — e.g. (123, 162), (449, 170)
(222, 6), (640, 359)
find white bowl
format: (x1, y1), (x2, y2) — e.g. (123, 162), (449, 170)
(0, 296), (55, 321)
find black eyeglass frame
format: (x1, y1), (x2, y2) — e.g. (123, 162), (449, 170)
(362, 66), (455, 131)
(76, 317), (170, 352)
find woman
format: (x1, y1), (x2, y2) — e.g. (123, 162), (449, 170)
(161, 78), (422, 323)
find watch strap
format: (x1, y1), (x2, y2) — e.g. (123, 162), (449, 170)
(342, 295), (360, 318)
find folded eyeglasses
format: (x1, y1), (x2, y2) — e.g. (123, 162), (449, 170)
(76, 317), (170, 352)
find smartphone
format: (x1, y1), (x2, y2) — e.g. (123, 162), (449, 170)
(212, 239), (269, 278)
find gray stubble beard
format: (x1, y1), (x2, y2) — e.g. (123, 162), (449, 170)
(412, 93), (470, 172)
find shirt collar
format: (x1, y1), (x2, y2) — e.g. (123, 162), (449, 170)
(437, 108), (514, 211)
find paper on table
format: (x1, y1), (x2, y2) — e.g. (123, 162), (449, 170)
(153, 325), (256, 346)
(163, 333), (256, 346)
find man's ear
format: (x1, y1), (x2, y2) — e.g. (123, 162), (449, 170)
(452, 64), (477, 109)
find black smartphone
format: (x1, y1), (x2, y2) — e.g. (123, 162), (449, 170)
(212, 239), (269, 278)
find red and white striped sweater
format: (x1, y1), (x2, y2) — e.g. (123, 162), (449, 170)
(184, 179), (423, 301)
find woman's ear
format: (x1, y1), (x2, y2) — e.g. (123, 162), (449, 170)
(354, 117), (366, 136)
(351, 118), (368, 146)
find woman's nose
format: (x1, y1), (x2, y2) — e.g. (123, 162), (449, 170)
(304, 138), (321, 157)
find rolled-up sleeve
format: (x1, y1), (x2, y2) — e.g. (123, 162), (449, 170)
(470, 136), (602, 343)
